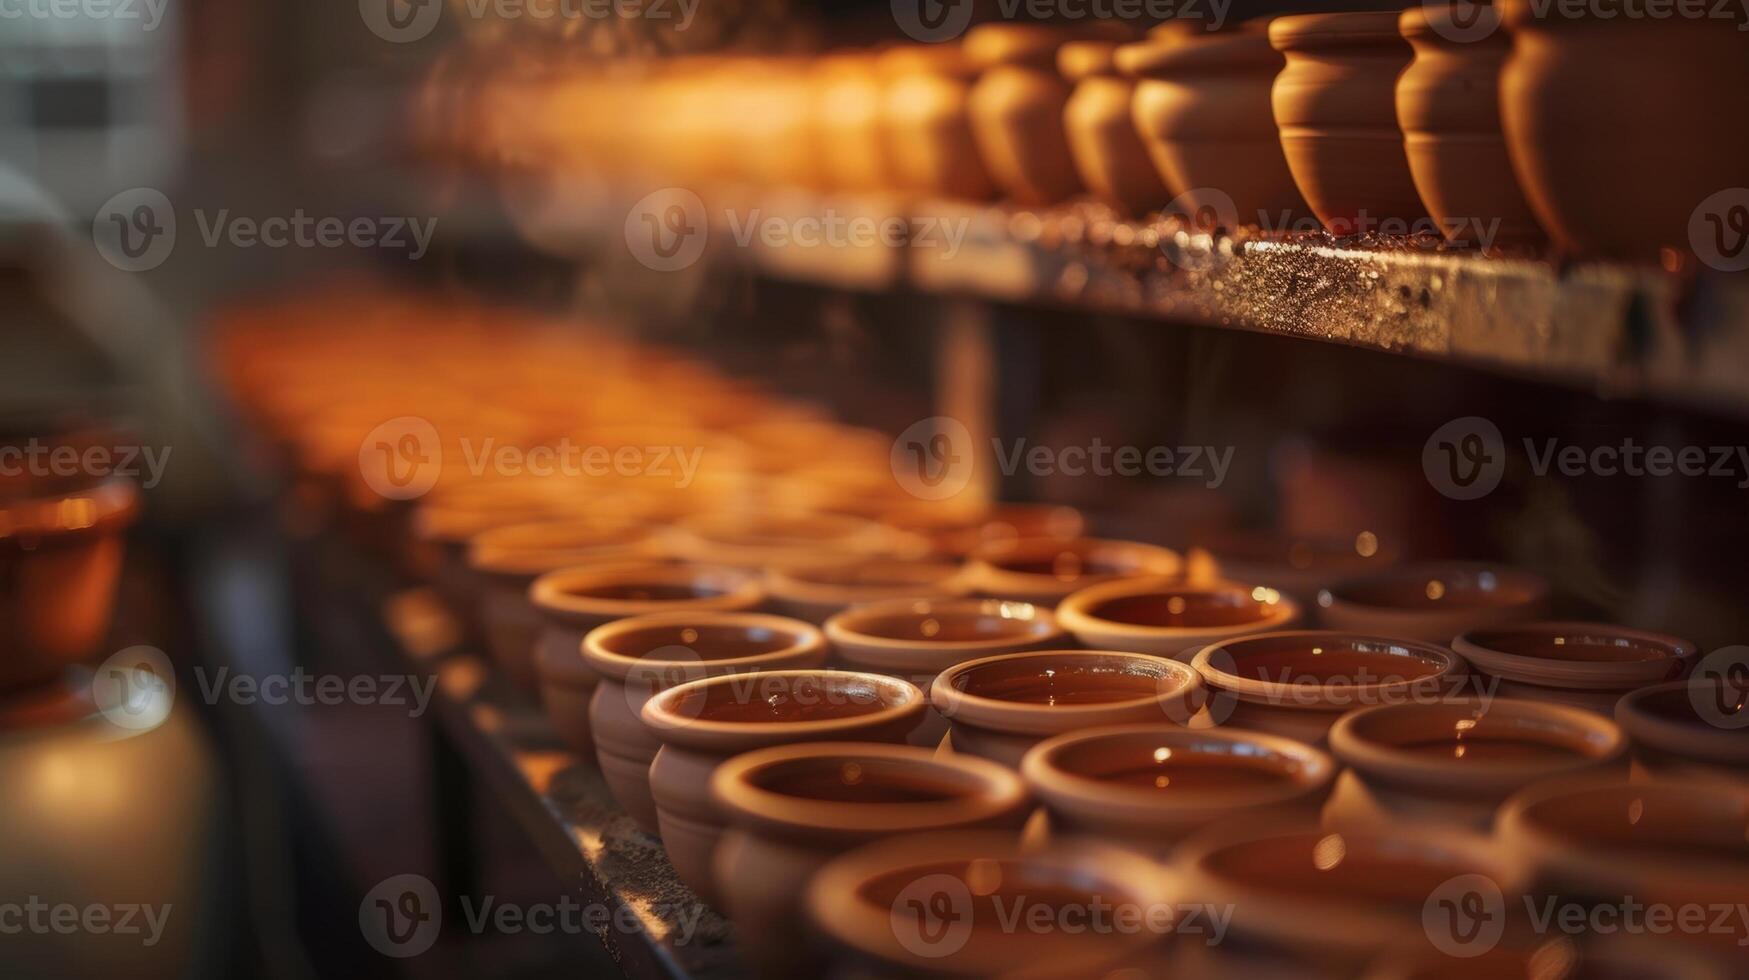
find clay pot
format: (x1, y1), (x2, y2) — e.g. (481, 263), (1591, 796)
(1200, 529), (1400, 609)
(1499, 0), (1749, 263)
(824, 597), (1068, 747)
(965, 24), (1091, 206)
(932, 650), (1205, 767)
(1192, 631), (1469, 744)
(582, 611), (826, 832)
(712, 743), (1029, 979)
(808, 831), (1173, 979)
(1450, 621), (1695, 715)
(912, 502), (1086, 560)
(1057, 577), (1301, 661)
(409, 479), (589, 619)
(1397, 6), (1546, 249)
(1269, 12), (1428, 237)
(468, 520), (664, 693)
(813, 51), (892, 194)
(965, 536), (1182, 606)
(665, 511), (915, 572)
(1364, 935), (1728, 980)
(0, 478), (138, 691)
(1317, 562), (1550, 644)
(765, 557), (970, 625)
(1121, 21), (1310, 228)
(1022, 723), (1335, 853)
(641, 670), (924, 905)
(530, 562), (765, 757)
(1060, 41), (1173, 215)
(1615, 679), (1749, 785)
(1325, 698), (1625, 832)
(878, 45), (996, 201)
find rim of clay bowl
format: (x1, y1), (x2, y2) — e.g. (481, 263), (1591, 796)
(824, 597), (1067, 674)
(1615, 678), (1749, 766)
(1193, 630), (1467, 712)
(581, 611), (826, 683)
(966, 536), (1183, 601)
(931, 649), (1205, 735)
(1451, 621), (1695, 691)
(1057, 576), (1301, 650)
(530, 562), (764, 626)
(641, 669), (925, 751)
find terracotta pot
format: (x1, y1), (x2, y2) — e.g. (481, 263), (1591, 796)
(964, 24), (1095, 206)
(1269, 12), (1428, 237)
(0, 478), (138, 691)
(1325, 698), (1625, 832)
(878, 45), (996, 201)
(1200, 529), (1400, 609)
(1499, 0), (1749, 262)
(409, 479), (590, 620)
(765, 557), (970, 625)
(904, 502), (1085, 559)
(808, 831), (1173, 979)
(1364, 935), (1729, 980)
(965, 536), (1182, 606)
(580, 610), (825, 832)
(665, 510), (916, 572)
(1450, 621), (1695, 715)
(1177, 821), (1526, 972)
(1192, 631), (1469, 744)
(1121, 21), (1310, 228)
(1060, 41), (1173, 215)
(932, 649), (1204, 767)
(813, 51), (893, 194)
(712, 743), (1029, 979)
(468, 520), (664, 693)
(1057, 577), (1300, 661)
(1022, 723), (1335, 853)
(1615, 679), (1749, 785)
(824, 597), (1068, 747)
(642, 670), (924, 905)
(1397, 6), (1545, 249)
(1318, 562), (1550, 644)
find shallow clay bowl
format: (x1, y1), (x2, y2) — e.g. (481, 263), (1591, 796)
(1317, 563), (1549, 643)
(1057, 576), (1300, 661)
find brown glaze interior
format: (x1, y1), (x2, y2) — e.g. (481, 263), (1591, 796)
(843, 603), (1050, 644)
(1088, 590), (1278, 629)
(861, 859), (1132, 932)
(1521, 788), (1749, 863)
(1202, 832), (1483, 909)
(1217, 635), (1444, 685)
(1468, 628), (1682, 665)
(569, 582), (727, 602)
(1346, 707), (1610, 764)
(665, 675), (904, 724)
(748, 756), (979, 804)
(1334, 569), (1538, 611)
(599, 623), (803, 661)
(1051, 737), (1305, 793)
(951, 656), (1173, 705)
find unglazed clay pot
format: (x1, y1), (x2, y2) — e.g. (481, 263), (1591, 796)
(764, 557), (970, 625)
(1396, 6), (1545, 249)
(1022, 724), (1335, 853)
(530, 562), (764, 757)
(665, 510), (916, 572)
(409, 479), (590, 621)
(1060, 41), (1172, 215)
(468, 520), (664, 693)
(809, 831), (1173, 979)
(580, 611), (826, 831)
(1057, 577), (1300, 662)
(1317, 562), (1550, 643)
(1269, 12), (1429, 237)
(1325, 698), (1625, 832)
(1450, 621), (1695, 715)
(641, 670), (924, 905)
(712, 743), (1029, 979)
(965, 536), (1182, 606)
(878, 45), (996, 201)
(1193, 631), (1469, 744)
(1500, 0), (1749, 262)
(1121, 21), (1310, 228)
(0, 478), (138, 691)
(965, 24), (1092, 206)
(1201, 529), (1400, 609)
(1615, 679), (1749, 785)
(813, 51), (892, 194)
(824, 597), (1067, 747)
(932, 650), (1204, 767)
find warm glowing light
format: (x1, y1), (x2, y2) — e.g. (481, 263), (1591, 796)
(840, 762), (864, 785)
(681, 627), (699, 644)
(1153, 747), (1172, 763)
(1168, 596), (1187, 615)
(920, 618), (941, 638)
(1313, 834), (1347, 871)
(1425, 580), (1447, 601)
(967, 857), (1004, 896)
(1354, 531), (1378, 558)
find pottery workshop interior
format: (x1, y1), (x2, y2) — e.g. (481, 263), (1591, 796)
(5, 0), (1749, 977)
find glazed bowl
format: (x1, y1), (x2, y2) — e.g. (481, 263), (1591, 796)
(1615, 679), (1749, 785)
(1022, 724), (1336, 852)
(1192, 631), (1469, 744)
(809, 831), (1174, 978)
(1200, 529), (1399, 608)
(1451, 621), (1695, 714)
(965, 536), (1182, 606)
(1060, 41), (1172, 215)
(932, 649), (1205, 767)
(1325, 698), (1626, 831)
(765, 557), (970, 625)
(965, 23), (1091, 206)
(1269, 12), (1428, 236)
(1057, 577), (1301, 661)
(665, 510), (913, 572)
(1317, 562), (1550, 643)
(641, 669), (924, 905)
(712, 743), (1029, 979)
(580, 611), (826, 831)
(878, 45), (996, 201)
